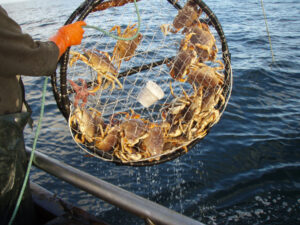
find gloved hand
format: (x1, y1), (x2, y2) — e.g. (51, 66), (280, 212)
(50, 21), (86, 58)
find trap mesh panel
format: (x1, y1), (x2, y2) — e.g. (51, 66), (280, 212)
(51, 0), (232, 166)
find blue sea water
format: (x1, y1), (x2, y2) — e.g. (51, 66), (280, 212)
(2, 0), (300, 224)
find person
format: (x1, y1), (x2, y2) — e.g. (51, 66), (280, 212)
(0, 5), (86, 225)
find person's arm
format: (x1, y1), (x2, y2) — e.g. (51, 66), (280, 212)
(0, 6), (58, 77)
(0, 6), (85, 78)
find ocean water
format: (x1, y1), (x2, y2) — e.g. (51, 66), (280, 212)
(2, 0), (300, 224)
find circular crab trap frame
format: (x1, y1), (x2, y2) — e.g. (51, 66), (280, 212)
(51, 0), (232, 166)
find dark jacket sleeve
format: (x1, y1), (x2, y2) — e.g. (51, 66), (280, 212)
(0, 6), (59, 78)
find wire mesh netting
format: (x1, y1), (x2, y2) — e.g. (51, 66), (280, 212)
(52, 0), (232, 166)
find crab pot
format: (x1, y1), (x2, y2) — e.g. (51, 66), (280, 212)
(51, 0), (232, 166)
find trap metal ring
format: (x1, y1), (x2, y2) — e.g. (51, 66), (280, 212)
(51, 0), (232, 166)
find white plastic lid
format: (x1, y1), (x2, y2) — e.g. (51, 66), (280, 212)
(145, 80), (164, 99)
(137, 81), (164, 108)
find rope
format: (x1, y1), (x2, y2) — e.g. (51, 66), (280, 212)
(84, 0), (141, 41)
(8, 77), (48, 225)
(260, 0), (275, 63)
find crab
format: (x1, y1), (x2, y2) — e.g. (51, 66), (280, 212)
(186, 60), (224, 89)
(115, 120), (165, 162)
(112, 118), (149, 162)
(181, 22), (218, 62)
(162, 82), (213, 141)
(113, 146), (144, 163)
(201, 87), (225, 113)
(168, 21), (220, 81)
(92, 0), (141, 12)
(69, 106), (105, 144)
(170, 83), (205, 140)
(69, 50), (122, 91)
(161, 83), (190, 125)
(94, 126), (119, 152)
(94, 109), (147, 154)
(110, 23), (143, 69)
(68, 78), (96, 107)
(181, 85), (206, 140)
(167, 35), (198, 81)
(161, 0), (202, 35)
(159, 119), (188, 156)
(196, 109), (220, 133)
(163, 135), (190, 153)
(120, 119), (149, 148)
(160, 84), (192, 141)
(182, 82), (224, 140)
(141, 126), (164, 160)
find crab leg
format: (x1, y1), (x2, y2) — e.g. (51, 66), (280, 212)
(160, 24), (181, 36)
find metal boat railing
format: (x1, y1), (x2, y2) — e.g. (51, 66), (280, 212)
(26, 149), (205, 225)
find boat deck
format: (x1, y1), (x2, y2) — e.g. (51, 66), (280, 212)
(31, 182), (109, 225)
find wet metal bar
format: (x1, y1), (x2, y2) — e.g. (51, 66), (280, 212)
(27, 149), (205, 225)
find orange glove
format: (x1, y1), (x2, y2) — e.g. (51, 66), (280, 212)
(50, 21), (86, 58)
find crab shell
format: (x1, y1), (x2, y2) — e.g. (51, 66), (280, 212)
(201, 88), (224, 112)
(173, 0), (202, 30)
(112, 24), (143, 66)
(71, 107), (104, 143)
(169, 49), (197, 80)
(182, 23), (217, 62)
(142, 126), (164, 157)
(120, 119), (149, 146)
(117, 33), (143, 61)
(94, 127), (119, 152)
(187, 65), (224, 89)
(83, 50), (118, 76)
